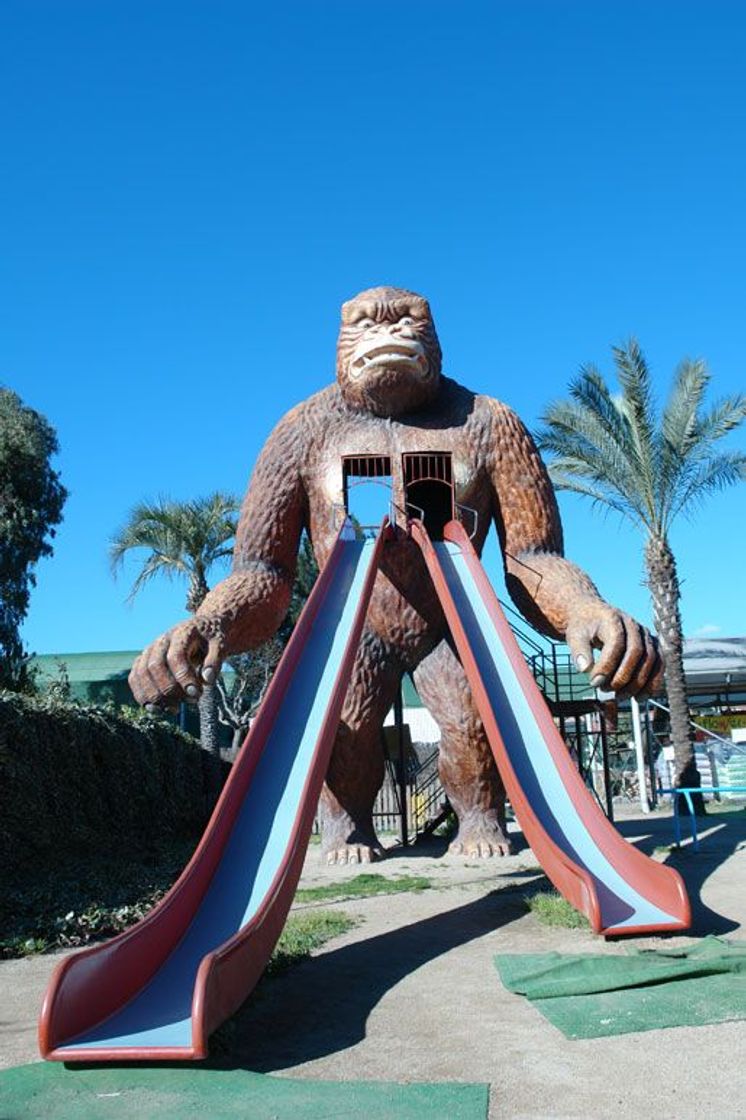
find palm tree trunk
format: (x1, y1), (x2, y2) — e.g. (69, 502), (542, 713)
(198, 683), (222, 805)
(645, 533), (704, 814)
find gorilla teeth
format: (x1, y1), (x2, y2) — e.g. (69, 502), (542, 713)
(364, 352), (423, 365)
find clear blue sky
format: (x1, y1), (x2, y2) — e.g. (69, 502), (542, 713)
(3, 0), (745, 655)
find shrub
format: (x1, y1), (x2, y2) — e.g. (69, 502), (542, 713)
(0, 691), (222, 885)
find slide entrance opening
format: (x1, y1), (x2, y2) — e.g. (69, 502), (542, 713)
(342, 455), (393, 530)
(403, 453), (454, 541)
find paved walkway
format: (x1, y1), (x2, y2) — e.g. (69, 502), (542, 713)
(3, 807), (746, 1119)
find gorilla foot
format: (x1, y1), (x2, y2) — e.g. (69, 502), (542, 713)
(449, 817), (513, 858)
(325, 843), (385, 866)
(319, 809), (384, 867)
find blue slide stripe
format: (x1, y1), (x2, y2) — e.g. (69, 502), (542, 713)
(436, 542), (679, 931)
(61, 535), (377, 1052)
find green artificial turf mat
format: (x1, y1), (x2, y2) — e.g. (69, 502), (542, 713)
(0, 1062), (489, 1120)
(495, 936), (746, 1039)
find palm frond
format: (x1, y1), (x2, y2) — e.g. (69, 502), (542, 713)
(538, 378), (647, 520)
(540, 340), (746, 545)
(571, 364), (634, 458)
(661, 359), (710, 458)
(125, 552), (184, 603)
(671, 451), (746, 522)
(110, 491), (240, 604)
(657, 359), (710, 530)
(537, 422), (640, 505)
(611, 339), (658, 527)
(546, 464), (642, 527)
(692, 393), (746, 449)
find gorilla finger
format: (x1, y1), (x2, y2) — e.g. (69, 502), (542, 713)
(589, 615), (626, 687)
(202, 636), (226, 684)
(131, 672), (163, 707)
(608, 618), (646, 693)
(140, 657), (176, 708)
(168, 626), (207, 694)
(144, 635), (180, 699)
(565, 621), (595, 674)
(165, 637), (203, 698)
(646, 651), (666, 695)
(129, 654), (155, 705)
(625, 632), (659, 697)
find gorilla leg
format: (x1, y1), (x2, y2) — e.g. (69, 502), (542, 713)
(413, 639), (512, 857)
(319, 629), (402, 865)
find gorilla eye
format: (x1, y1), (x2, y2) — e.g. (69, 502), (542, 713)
(357, 317), (375, 329)
(398, 316), (414, 326)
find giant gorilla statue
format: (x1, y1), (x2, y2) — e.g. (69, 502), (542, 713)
(129, 287), (661, 863)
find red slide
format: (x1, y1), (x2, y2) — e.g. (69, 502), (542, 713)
(40, 520), (388, 1061)
(412, 519), (690, 937)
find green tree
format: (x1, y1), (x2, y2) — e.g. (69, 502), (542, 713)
(0, 389), (67, 688)
(536, 342), (746, 810)
(110, 493), (239, 758)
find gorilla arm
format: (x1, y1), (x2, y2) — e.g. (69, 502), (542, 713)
(129, 407), (307, 708)
(488, 402), (662, 697)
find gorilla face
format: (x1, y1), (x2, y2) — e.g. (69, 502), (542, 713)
(336, 286), (442, 417)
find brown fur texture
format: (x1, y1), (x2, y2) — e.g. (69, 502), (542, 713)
(130, 287), (662, 863)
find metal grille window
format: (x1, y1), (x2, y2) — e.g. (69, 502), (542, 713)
(402, 453), (453, 487)
(342, 455), (393, 528)
(402, 452), (454, 540)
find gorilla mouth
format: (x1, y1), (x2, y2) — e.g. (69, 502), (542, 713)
(350, 341), (429, 379)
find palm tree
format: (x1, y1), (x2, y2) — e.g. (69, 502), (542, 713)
(536, 341), (746, 811)
(110, 493), (239, 760)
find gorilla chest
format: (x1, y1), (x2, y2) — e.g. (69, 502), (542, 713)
(312, 419), (482, 522)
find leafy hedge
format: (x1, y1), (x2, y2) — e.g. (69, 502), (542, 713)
(1, 691), (221, 883)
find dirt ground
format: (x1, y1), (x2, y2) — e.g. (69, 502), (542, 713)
(3, 806), (746, 1119)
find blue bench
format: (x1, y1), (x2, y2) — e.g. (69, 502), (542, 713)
(658, 786), (746, 850)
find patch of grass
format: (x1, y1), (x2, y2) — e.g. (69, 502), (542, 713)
(295, 872), (431, 904)
(266, 910), (356, 975)
(526, 890), (589, 929)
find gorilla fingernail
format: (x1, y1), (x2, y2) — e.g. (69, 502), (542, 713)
(202, 667), (216, 685)
(591, 674), (606, 688)
(185, 684), (200, 698)
(576, 655), (589, 672)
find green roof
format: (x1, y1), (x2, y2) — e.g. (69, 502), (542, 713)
(28, 651), (588, 708)
(30, 651), (139, 684)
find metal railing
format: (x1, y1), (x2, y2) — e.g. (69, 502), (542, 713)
(647, 697), (746, 761)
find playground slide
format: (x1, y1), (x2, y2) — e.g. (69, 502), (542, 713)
(40, 519), (387, 1061)
(413, 519), (690, 936)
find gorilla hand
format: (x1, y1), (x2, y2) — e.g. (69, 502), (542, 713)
(565, 602), (663, 698)
(128, 619), (226, 709)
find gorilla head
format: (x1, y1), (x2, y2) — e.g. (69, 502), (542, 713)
(336, 286), (442, 418)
